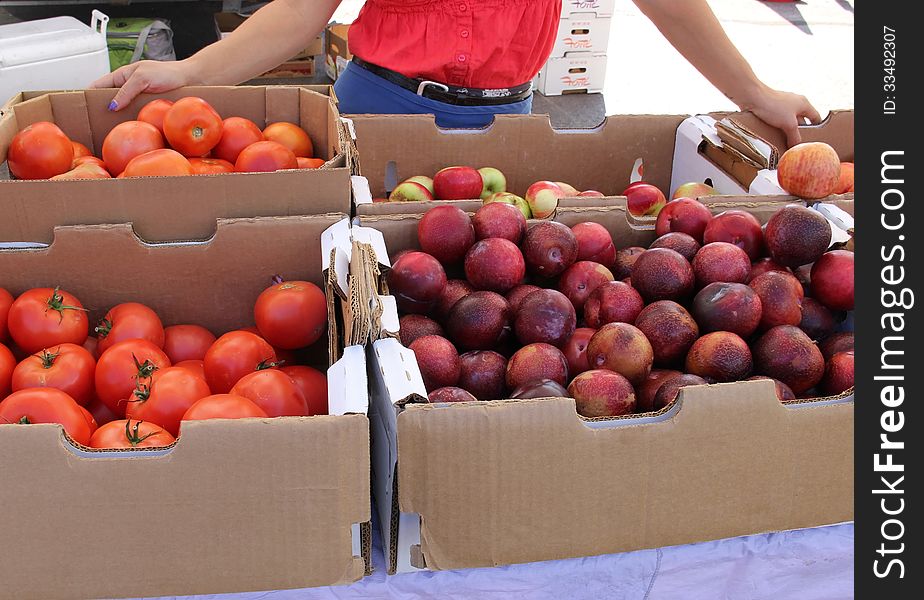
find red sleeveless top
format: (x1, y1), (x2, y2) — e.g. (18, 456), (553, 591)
(347, 0), (562, 89)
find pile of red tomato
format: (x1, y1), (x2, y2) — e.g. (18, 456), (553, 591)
(0, 280), (329, 449)
(7, 96), (325, 180)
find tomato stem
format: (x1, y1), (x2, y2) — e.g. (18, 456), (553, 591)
(132, 354), (160, 380)
(256, 359), (284, 371)
(37, 348), (60, 369)
(45, 286), (89, 324)
(124, 420), (159, 447)
(94, 317), (112, 339)
(271, 274), (285, 285)
(18, 416), (31, 425)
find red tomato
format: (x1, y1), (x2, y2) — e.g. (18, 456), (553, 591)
(230, 369), (308, 417)
(297, 157), (325, 169)
(137, 98), (174, 136)
(77, 403), (99, 436)
(72, 155), (107, 169)
(163, 324), (216, 363)
(11, 343), (96, 405)
(71, 141), (92, 158)
(0, 287), (13, 342)
(212, 117), (264, 164)
(8, 121), (74, 179)
(239, 325), (299, 367)
(125, 365), (211, 437)
(174, 359), (207, 381)
(7, 287), (89, 354)
(1, 343), (14, 398)
(254, 280), (327, 349)
(263, 122), (314, 158)
(0, 388), (92, 446)
(101, 120), (165, 176)
(182, 394), (268, 423)
(281, 365), (328, 416)
(50, 162), (112, 180)
(89, 419), (175, 449)
(95, 339), (171, 416)
(83, 335), (99, 358)
(234, 140), (297, 173)
(189, 157), (235, 175)
(163, 96), (223, 157)
(203, 331), (277, 393)
(122, 149), (194, 177)
(86, 396), (119, 427)
(95, 302), (165, 355)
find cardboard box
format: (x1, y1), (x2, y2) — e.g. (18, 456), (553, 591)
(0, 213), (373, 598)
(348, 111), (855, 215)
(357, 198), (854, 574)
(670, 110), (855, 195)
(325, 23), (351, 82)
(550, 14), (613, 57)
(0, 85), (351, 243)
(561, 0), (616, 17)
(214, 12), (324, 61)
(535, 52), (607, 95)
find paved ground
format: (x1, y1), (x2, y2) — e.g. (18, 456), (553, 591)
(2, 0), (853, 123)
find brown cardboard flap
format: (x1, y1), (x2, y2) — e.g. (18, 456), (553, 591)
(0, 415), (370, 598)
(349, 113), (685, 199)
(396, 380), (853, 570)
(0, 215), (345, 334)
(724, 109), (855, 161)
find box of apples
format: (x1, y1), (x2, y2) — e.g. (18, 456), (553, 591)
(0, 85), (351, 243)
(357, 193), (854, 574)
(347, 111), (853, 220)
(0, 212), (372, 598)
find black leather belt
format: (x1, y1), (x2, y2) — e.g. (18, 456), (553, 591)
(351, 57), (532, 106)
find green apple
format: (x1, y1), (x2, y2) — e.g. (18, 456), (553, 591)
(478, 167), (507, 199)
(485, 191), (531, 219)
(404, 175), (434, 195)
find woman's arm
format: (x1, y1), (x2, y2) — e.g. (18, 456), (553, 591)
(93, 0), (341, 110)
(632, 0), (821, 146)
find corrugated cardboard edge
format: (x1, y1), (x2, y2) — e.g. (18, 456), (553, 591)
(396, 383), (853, 571)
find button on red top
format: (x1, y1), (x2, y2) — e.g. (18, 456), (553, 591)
(348, 0), (562, 88)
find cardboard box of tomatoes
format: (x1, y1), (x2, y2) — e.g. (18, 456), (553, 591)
(0, 85), (352, 243)
(356, 196), (854, 574)
(0, 212), (373, 598)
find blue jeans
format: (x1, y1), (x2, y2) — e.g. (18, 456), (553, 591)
(333, 61), (532, 128)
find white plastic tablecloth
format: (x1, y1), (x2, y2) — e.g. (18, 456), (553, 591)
(154, 522), (853, 600)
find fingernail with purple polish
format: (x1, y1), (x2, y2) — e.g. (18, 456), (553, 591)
(108, 100), (118, 111)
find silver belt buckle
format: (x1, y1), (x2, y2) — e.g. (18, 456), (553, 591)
(417, 80), (450, 96)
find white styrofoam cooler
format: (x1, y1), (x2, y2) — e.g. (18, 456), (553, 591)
(550, 13), (613, 57)
(0, 11), (110, 106)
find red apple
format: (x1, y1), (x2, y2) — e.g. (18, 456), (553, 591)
(655, 198), (713, 242)
(672, 181), (718, 200)
(554, 181), (579, 196)
(777, 142), (841, 199)
(578, 190), (605, 197)
(810, 250), (854, 311)
(623, 183), (667, 217)
(835, 162), (854, 194)
(703, 209), (765, 261)
(433, 166), (484, 200)
(389, 181), (433, 202)
(525, 181), (564, 219)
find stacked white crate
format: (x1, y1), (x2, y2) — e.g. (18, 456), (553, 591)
(534, 0), (614, 95)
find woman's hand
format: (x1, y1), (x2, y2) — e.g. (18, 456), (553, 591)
(738, 84), (822, 148)
(91, 60), (192, 111)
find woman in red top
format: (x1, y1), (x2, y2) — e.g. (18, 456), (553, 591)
(94, 0), (819, 141)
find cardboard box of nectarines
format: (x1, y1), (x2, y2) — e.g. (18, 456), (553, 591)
(347, 111), (853, 219)
(0, 213), (372, 598)
(0, 85), (351, 244)
(357, 196), (854, 574)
